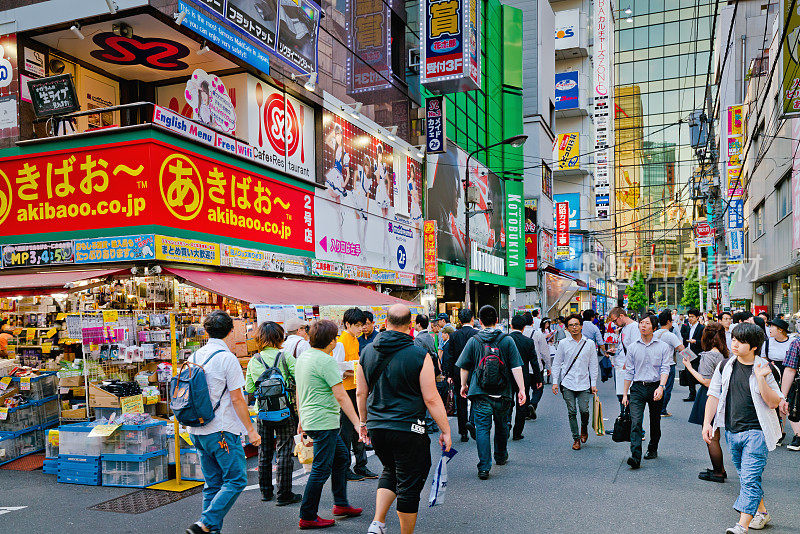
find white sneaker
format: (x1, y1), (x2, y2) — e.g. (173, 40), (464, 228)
(749, 511), (771, 530)
(367, 521), (386, 534)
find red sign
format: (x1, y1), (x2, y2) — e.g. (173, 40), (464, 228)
(0, 139), (315, 252)
(694, 222), (712, 238)
(525, 233), (537, 271)
(556, 201), (569, 246)
(424, 220), (438, 284)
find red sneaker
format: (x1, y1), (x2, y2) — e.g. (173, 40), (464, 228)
(298, 516), (335, 529)
(332, 505), (363, 517)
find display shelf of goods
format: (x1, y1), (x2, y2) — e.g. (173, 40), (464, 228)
(179, 448), (204, 481)
(101, 421), (167, 456)
(101, 451), (168, 488)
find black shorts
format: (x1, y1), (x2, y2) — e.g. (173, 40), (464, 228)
(369, 428), (432, 514)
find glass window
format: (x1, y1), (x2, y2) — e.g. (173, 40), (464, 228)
(634, 28), (649, 50)
(649, 0), (665, 13)
(649, 57), (664, 80)
(778, 177), (792, 219)
(649, 24), (664, 47)
(649, 91), (664, 114)
(664, 0), (680, 11)
(620, 28), (634, 51)
(619, 62), (635, 85)
(664, 22), (680, 45)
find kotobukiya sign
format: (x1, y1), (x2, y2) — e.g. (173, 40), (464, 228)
(420, 0), (481, 93)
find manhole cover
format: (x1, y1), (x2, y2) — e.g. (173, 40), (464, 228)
(89, 486), (203, 514)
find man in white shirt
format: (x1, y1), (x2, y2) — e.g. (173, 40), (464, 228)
(531, 309), (542, 331)
(653, 310), (686, 417)
(552, 313), (599, 450)
(283, 317), (311, 360)
(186, 311), (261, 534)
(767, 318), (793, 371)
(608, 307), (640, 413)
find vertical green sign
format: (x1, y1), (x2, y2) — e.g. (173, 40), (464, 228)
(505, 179), (525, 285)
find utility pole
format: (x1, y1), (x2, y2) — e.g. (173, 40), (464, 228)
(704, 82), (728, 314)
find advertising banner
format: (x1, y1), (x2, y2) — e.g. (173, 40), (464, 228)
(74, 235), (155, 264)
(554, 234), (583, 272)
(2, 240), (73, 268)
(728, 136), (743, 167)
(181, 0), (321, 75)
(555, 201), (569, 257)
(424, 220), (438, 284)
(525, 233), (537, 271)
(727, 105), (743, 135)
(553, 193), (581, 230)
(555, 71), (580, 111)
(426, 140), (506, 269)
(540, 228), (554, 264)
(554, 9), (579, 50)
(155, 235), (219, 265)
(728, 198), (744, 229)
(425, 95), (446, 153)
(782, 0), (800, 116)
(524, 198), (537, 233)
(727, 167), (744, 197)
(220, 243), (312, 274)
(794, 118), (800, 250)
(505, 180), (525, 282)
(0, 139), (315, 254)
(346, 0), (392, 95)
(420, 0), (481, 93)
(554, 132), (580, 170)
(593, 0), (612, 220)
(727, 229), (744, 264)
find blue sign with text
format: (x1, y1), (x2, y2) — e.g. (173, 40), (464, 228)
(555, 71), (579, 111)
(553, 193), (581, 230)
(728, 198), (744, 229)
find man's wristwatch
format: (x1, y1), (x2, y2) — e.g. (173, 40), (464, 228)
(359, 422), (367, 428)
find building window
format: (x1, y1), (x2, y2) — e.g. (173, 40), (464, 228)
(777, 174), (792, 220)
(754, 202), (765, 237)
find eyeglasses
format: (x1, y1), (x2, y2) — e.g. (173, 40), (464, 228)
(567, 322), (581, 327)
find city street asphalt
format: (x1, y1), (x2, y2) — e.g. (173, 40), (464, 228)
(2, 377), (799, 533)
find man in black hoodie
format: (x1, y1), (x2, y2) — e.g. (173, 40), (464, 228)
(447, 308), (479, 442)
(456, 305), (526, 480)
(356, 304), (451, 534)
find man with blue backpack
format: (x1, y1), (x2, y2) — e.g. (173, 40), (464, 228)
(245, 321), (301, 506)
(175, 310), (261, 534)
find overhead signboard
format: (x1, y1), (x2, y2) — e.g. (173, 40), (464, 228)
(555, 201), (569, 258)
(525, 233), (537, 271)
(2, 241), (73, 268)
(420, 0), (481, 93)
(554, 132), (580, 170)
(540, 228), (554, 264)
(27, 74), (80, 117)
(425, 95), (447, 153)
(74, 235), (155, 263)
(346, 0), (393, 95)
(554, 9), (580, 50)
(553, 193), (581, 230)
(505, 180), (525, 282)
(555, 71), (579, 111)
(782, 0), (800, 117)
(554, 234), (583, 272)
(424, 220), (438, 284)
(593, 0), (612, 220)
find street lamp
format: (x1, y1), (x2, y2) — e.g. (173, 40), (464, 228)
(463, 134), (528, 312)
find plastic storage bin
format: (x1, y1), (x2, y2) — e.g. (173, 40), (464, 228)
(45, 429), (59, 458)
(58, 455), (102, 485)
(179, 448), (204, 481)
(93, 407), (121, 421)
(34, 396), (59, 427)
(0, 433), (19, 464)
(13, 373), (57, 400)
(101, 421), (167, 456)
(0, 402), (38, 433)
(58, 424), (102, 456)
(16, 427), (44, 456)
(101, 452), (168, 487)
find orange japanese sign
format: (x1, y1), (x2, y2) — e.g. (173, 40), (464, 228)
(423, 220), (437, 285)
(0, 139), (315, 252)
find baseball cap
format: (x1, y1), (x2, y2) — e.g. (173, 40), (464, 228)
(437, 313), (449, 322)
(768, 318), (790, 332)
(284, 317), (309, 333)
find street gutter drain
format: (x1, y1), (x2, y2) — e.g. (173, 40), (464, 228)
(89, 486), (203, 514)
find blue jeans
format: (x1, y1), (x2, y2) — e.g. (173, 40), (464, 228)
(193, 431), (248, 533)
(472, 395), (512, 472)
(726, 429), (768, 516)
(661, 365), (676, 414)
(300, 429), (350, 521)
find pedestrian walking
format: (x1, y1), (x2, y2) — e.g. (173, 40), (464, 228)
(551, 313), (598, 450)
(531, 319), (552, 384)
(581, 309), (607, 360)
(456, 305), (526, 479)
(622, 315), (672, 469)
(508, 314), (542, 439)
(780, 336), (800, 450)
(683, 321), (729, 483)
(185, 311), (262, 534)
(335, 308), (377, 481)
(296, 319), (366, 529)
(719, 311), (734, 353)
(653, 309), (686, 417)
(681, 309), (705, 402)
(608, 307), (640, 413)
(703, 323), (785, 533)
(359, 310), (379, 351)
(448, 308), (479, 442)
(244, 321), (301, 505)
(284, 317), (312, 362)
(356, 304), (452, 534)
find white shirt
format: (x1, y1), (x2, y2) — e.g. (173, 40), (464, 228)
(653, 328), (683, 365)
(188, 338), (247, 437)
(531, 317), (541, 331)
(768, 336), (793, 363)
(617, 321), (640, 366)
(688, 322), (698, 342)
(725, 330), (733, 353)
(552, 336), (599, 391)
(531, 328), (552, 371)
(521, 325), (534, 338)
(283, 334), (311, 360)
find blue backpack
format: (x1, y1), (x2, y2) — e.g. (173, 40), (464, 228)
(170, 349), (227, 427)
(254, 351), (292, 424)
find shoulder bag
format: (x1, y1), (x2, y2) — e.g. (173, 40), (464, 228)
(612, 406), (631, 442)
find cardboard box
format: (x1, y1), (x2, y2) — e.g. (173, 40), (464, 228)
(88, 383), (121, 408)
(155, 401), (169, 416)
(61, 407), (87, 419)
(59, 376), (83, 388)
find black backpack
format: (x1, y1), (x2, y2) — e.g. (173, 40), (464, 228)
(475, 336), (509, 394)
(254, 351), (293, 425)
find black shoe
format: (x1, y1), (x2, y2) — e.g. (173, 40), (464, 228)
(627, 457), (640, 469)
(466, 422), (476, 440)
(787, 436), (800, 451)
(477, 470), (489, 480)
(512, 435), (524, 441)
(776, 433), (786, 447)
(702, 468), (727, 478)
(698, 471), (725, 483)
(460, 434), (469, 442)
(683, 396), (695, 402)
(644, 450), (658, 460)
(186, 524), (207, 534)
(276, 493), (303, 506)
(495, 455), (508, 466)
(261, 491), (274, 502)
(354, 467), (378, 479)
(346, 469), (365, 481)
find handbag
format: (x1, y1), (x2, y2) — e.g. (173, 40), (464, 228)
(612, 406), (632, 443)
(678, 368), (692, 387)
(592, 394), (605, 436)
(599, 355), (613, 382)
(445, 386), (456, 416)
(788, 377), (800, 423)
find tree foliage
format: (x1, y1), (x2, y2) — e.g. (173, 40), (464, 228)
(681, 267), (707, 310)
(627, 270), (648, 313)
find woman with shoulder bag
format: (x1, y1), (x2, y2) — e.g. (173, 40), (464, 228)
(683, 322), (729, 483)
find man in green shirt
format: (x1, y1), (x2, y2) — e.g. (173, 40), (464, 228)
(295, 319), (366, 529)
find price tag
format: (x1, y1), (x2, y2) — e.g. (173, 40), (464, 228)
(88, 423), (121, 438)
(46, 327), (57, 338)
(26, 328), (36, 340)
(121, 394), (144, 414)
(20, 377), (31, 391)
(42, 343), (52, 354)
(56, 313), (66, 320)
(0, 377), (11, 392)
(102, 310), (119, 323)
(12, 328), (22, 336)
(89, 344), (100, 352)
(0, 408), (7, 420)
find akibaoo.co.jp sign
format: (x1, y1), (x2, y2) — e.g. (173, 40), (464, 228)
(0, 139), (314, 252)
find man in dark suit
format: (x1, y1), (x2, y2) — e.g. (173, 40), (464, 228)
(508, 314), (542, 440)
(679, 308), (704, 401)
(446, 308), (479, 442)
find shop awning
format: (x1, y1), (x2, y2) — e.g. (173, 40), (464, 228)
(543, 265), (588, 288)
(163, 268), (417, 307)
(0, 268), (127, 297)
